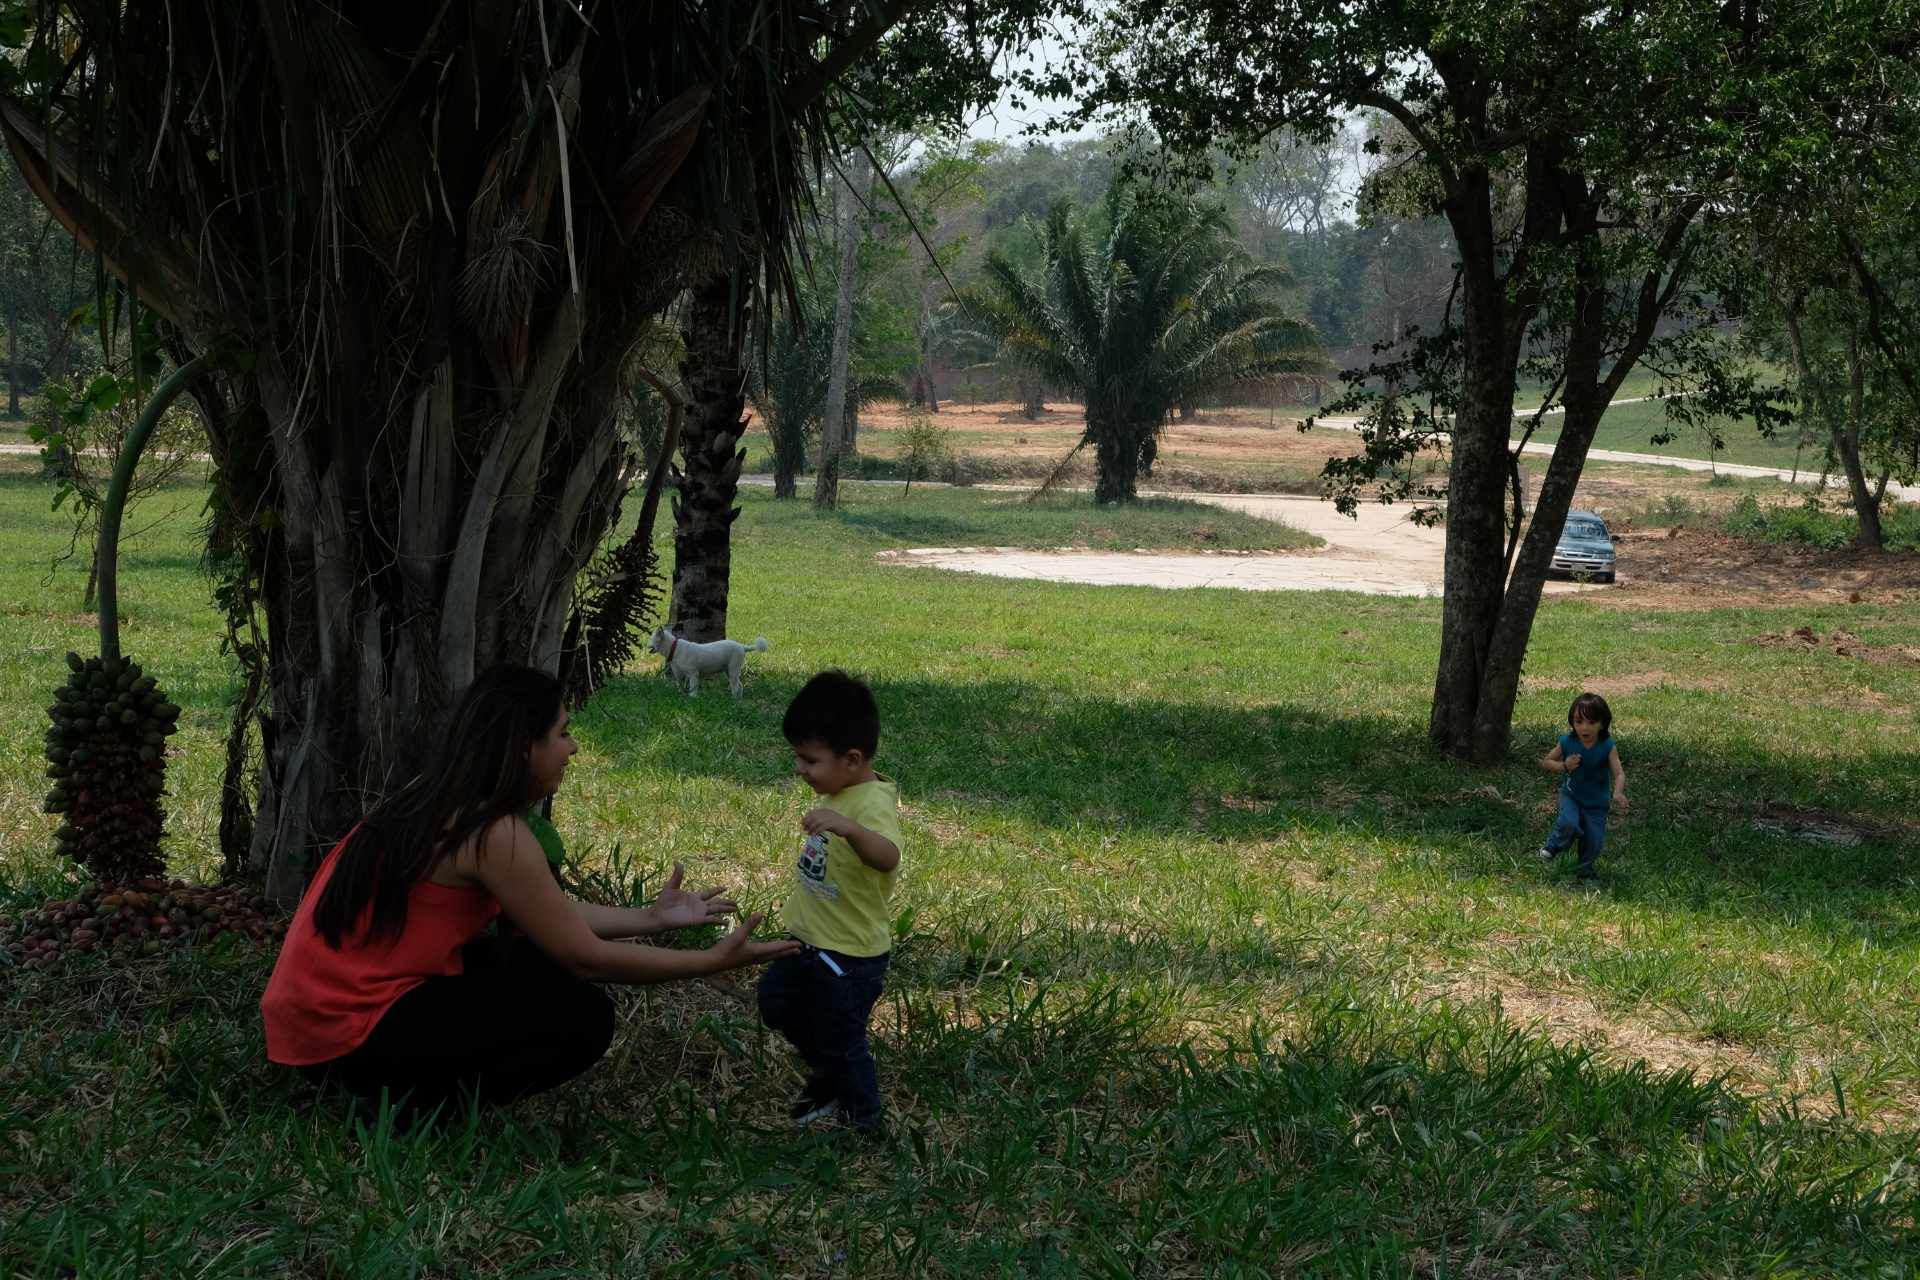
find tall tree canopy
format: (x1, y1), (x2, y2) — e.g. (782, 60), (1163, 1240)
(0, 0), (1043, 896)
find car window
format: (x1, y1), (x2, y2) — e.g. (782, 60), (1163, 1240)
(1564, 520), (1607, 539)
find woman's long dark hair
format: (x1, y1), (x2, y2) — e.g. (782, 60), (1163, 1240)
(311, 665), (563, 947)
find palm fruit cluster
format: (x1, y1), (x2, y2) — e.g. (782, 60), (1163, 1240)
(43, 651), (180, 883)
(0, 878), (286, 971)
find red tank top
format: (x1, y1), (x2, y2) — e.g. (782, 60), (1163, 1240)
(261, 825), (502, 1065)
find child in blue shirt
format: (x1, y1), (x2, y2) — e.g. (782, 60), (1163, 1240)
(1536, 692), (1628, 883)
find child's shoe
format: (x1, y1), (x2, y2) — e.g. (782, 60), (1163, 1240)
(789, 1078), (839, 1125)
(1535, 845), (1559, 862)
(792, 1098), (840, 1125)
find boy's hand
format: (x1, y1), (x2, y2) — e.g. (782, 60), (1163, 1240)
(1614, 792), (1629, 812)
(1564, 753), (1582, 772)
(801, 807), (853, 838)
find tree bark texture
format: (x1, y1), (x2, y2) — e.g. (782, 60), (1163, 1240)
(1092, 419), (1140, 504)
(815, 152), (872, 509)
(670, 278), (752, 643)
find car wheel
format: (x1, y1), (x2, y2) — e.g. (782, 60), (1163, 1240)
(1600, 571), (1616, 584)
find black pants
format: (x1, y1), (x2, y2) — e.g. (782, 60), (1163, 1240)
(757, 946), (889, 1126)
(300, 936), (615, 1120)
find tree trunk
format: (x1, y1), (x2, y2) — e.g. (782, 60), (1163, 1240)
(1427, 250), (1528, 760)
(844, 396), (860, 457)
(1092, 418), (1140, 504)
(6, 292), (18, 418)
(239, 325), (637, 904)
(1839, 319), (1883, 553)
(1436, 179), (1694, 764)
(1022, 379), (1042, 420)
(1782, 298), (1882, 553)
(815, 151), (871, 510)
(670, 277), (751, 643)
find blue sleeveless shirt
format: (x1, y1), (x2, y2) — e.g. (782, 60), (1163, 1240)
(1559, 733), (1615, 809)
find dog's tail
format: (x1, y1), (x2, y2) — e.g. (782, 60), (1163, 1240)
(749, 637), (770, 653)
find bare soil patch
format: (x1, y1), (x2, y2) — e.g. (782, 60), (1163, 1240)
(1753, 624), (1920, 667)
(1600, 527), (1920, 610)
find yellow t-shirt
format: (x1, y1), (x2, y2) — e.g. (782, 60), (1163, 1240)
(782, 775), (902, 957)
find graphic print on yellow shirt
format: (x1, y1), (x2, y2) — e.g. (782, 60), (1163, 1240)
(783, 775), (902, 958)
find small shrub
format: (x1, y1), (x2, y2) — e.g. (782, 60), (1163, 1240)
(899, 410), (954, 494)
(1722, 492), (1920, 552)
(1635, 493), (1705, 528)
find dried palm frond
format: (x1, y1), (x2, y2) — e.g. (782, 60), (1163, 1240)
(456, 206), (557, 338)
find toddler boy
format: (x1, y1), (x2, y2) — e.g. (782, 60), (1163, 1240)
(757, 670), (902, 1131)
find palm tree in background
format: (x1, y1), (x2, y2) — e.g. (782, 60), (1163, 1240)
(966, 182), (1326, 503)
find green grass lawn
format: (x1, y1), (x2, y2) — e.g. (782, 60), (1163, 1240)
(3, 454), (1919, 1275)
(1518, 398), (1817, 472)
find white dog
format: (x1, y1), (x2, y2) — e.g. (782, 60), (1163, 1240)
(648, 627), (770, 698)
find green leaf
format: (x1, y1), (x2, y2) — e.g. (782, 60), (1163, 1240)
(83, 373), (123, 412)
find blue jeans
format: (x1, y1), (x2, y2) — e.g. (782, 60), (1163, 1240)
(757, 945), (889, 1127)
(1544, 791), (1608, 877)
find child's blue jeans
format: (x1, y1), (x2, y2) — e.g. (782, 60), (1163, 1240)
(757, 945), (889, 1128)
(1544, 791), (1608, 878)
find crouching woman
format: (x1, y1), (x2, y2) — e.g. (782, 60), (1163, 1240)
(261, 664), (795, 1118)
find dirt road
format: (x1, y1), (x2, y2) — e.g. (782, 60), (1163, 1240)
(884, 492), (1607, 598)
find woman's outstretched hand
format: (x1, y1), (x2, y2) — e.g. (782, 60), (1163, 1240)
(650, 862), (740, 930)
(711, 913), (799, 969)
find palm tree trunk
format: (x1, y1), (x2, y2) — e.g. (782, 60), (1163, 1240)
(815, 151), (871, 510)
(671, 277), (751, 642)
(1092, 419), (1140, 504)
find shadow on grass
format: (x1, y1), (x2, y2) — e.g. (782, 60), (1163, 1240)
(832, 510), (987, 544)
(7, 945), (1913, 1277)
(594, 671), (1920, 940)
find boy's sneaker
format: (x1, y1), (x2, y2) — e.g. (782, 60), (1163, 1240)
(1535, 846), (1559, 862)
(791, 1097), (840, 1125)
(789, 1078), (838, 1125)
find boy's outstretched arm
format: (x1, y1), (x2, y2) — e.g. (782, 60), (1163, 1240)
(802, 808), (901, 872)
(1610, 751), (1629, 810)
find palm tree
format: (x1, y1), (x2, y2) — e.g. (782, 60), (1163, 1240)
(0, 1), (944, 897)
(967, 183), (1326, 503)
(751, 284), (900, 498)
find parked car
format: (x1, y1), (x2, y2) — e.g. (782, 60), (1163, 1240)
(1549, 511), (1616, 583)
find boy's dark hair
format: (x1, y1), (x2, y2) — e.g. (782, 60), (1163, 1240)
(1568, 692), (1612, 734)
(783, 669), (880, 757)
